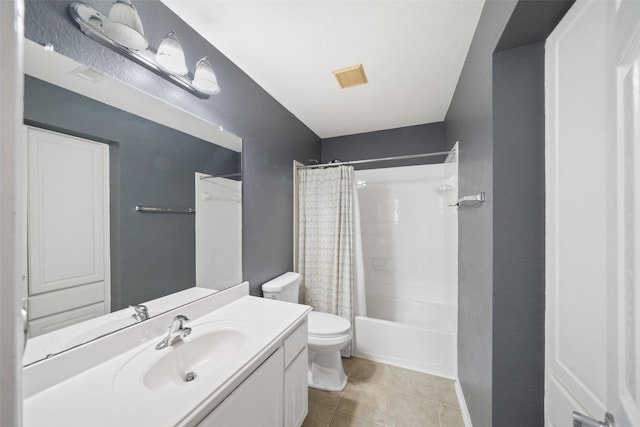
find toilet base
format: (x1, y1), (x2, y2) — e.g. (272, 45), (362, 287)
(307, 350), (348, 392)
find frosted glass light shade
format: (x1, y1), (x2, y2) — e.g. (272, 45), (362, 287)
(103, 0), (148, 50)
(155, 32), (188, 75)
(192, 57), (220, 94)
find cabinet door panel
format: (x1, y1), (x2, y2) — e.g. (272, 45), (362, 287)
(199, 348), (284, 427)
(284, 348), (308, 427)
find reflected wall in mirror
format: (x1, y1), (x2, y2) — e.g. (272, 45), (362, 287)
(22, 40), (243, 365)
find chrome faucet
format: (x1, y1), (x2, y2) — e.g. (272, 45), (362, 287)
(155, 315), (191, 350)
(130, 304), (149, 322)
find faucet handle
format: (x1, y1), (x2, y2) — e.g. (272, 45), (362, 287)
(130, 304), (150, 322)
(168, 315), (190, 333)
(155, 314), (192, 350)
(173, 314), (190, 322)
(172, 315), (191, 339)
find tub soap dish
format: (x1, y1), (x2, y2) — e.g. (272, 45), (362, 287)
(449, 192), (485, 207)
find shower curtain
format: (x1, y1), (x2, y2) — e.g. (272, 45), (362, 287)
(296, 165), (364, 357)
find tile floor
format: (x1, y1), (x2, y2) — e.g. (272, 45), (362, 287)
(302, 357), (464, 427)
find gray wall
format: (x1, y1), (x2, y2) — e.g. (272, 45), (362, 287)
(492, 42), (545, 426)
(24, 75), (240, 309)
(320, 122), (447, 169)
(445, 1), (572, 426)
(25, 0), (321, 295)
(444, 3), (517, 425)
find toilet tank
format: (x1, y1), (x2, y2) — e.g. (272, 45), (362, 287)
(262, 272), (301, 303)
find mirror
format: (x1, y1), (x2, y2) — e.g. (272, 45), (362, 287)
(22, 40), (243, 365)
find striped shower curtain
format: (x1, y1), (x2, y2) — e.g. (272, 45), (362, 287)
(296, 165), (355, 356)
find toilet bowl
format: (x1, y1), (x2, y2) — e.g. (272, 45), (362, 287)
(262, 272), (352, 391)
(307, 311), (352, 391)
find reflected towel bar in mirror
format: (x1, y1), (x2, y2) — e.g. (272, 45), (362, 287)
(199, 172), (242, 180)
(135, 206), (195, 214)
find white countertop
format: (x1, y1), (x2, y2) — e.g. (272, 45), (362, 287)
(24, 296), (310, 427)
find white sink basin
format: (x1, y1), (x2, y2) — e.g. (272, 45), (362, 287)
(113, 320), (255, 394)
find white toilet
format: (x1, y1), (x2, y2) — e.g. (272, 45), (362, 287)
(262, 272), (352, 391)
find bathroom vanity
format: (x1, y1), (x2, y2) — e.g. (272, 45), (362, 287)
(23, 284), (311, 427)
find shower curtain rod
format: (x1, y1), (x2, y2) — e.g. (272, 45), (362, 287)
(298, 151), (454, 169)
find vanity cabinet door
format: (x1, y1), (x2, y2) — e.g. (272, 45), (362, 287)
(199, 347), (284, 427)
(284, 347), (308, 427)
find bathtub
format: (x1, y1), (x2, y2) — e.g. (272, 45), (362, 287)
(354, 296), (457, 378)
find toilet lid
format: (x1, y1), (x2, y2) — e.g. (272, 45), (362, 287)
(308, 311), (351, 337)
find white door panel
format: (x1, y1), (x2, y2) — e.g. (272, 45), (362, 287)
(546, 0), (608, 419)
(547, 0), (640, 426)
(26, 127), (110, 322)
(547, 376), (590, 427)
(28, 281), (105, 320)
(28, 302), (105, 338)
(612, 0), (640, 423)
(28, 127), (108, 294)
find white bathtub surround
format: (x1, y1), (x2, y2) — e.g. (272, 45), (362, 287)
(355, 303), (457, 379)
(296, 165), (364, 356)
(195, 173), (242, 290)
(365, 295), (456, 333)
(23, 290), (311, 426)
(352, 181), (367, 318)
(354, 303), (456, 378)
(355, 164), (458, 307)
(354, 162), (458, 378)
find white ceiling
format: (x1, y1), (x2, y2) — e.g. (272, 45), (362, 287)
(162, 1), (484, 139)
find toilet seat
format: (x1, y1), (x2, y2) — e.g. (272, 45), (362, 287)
(308, 331), (352, 349)
(308, 312), (351, 337)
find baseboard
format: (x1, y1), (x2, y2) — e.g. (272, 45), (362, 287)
(455, 379), (473, 427)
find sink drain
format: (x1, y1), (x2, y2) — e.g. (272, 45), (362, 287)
(184, 372), (197, 382)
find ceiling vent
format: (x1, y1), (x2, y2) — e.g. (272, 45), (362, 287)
(70, 65), (106, 83)
(332, 64), (367, 89)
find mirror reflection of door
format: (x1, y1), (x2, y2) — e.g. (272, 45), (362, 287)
(25, 126), (110, 338)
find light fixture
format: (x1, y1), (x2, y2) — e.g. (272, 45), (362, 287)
(68, 1), (220, 98)
(192, 57), (220, 95)
(155, 32), (188, 75)
(102, 0), (148, 51)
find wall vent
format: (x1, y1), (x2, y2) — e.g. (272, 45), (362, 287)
(332, 64), (368, 89)
(70, 65), (106, 83)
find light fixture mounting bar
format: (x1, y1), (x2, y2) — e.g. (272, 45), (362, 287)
(68, 2), (210, 99)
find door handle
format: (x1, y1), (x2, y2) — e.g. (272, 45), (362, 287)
(573, 411), (615, 427)
(21, 300), (28, 352)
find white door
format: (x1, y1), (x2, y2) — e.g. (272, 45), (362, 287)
(26, 127), (110, 332)
(546, 0), (640, 426)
